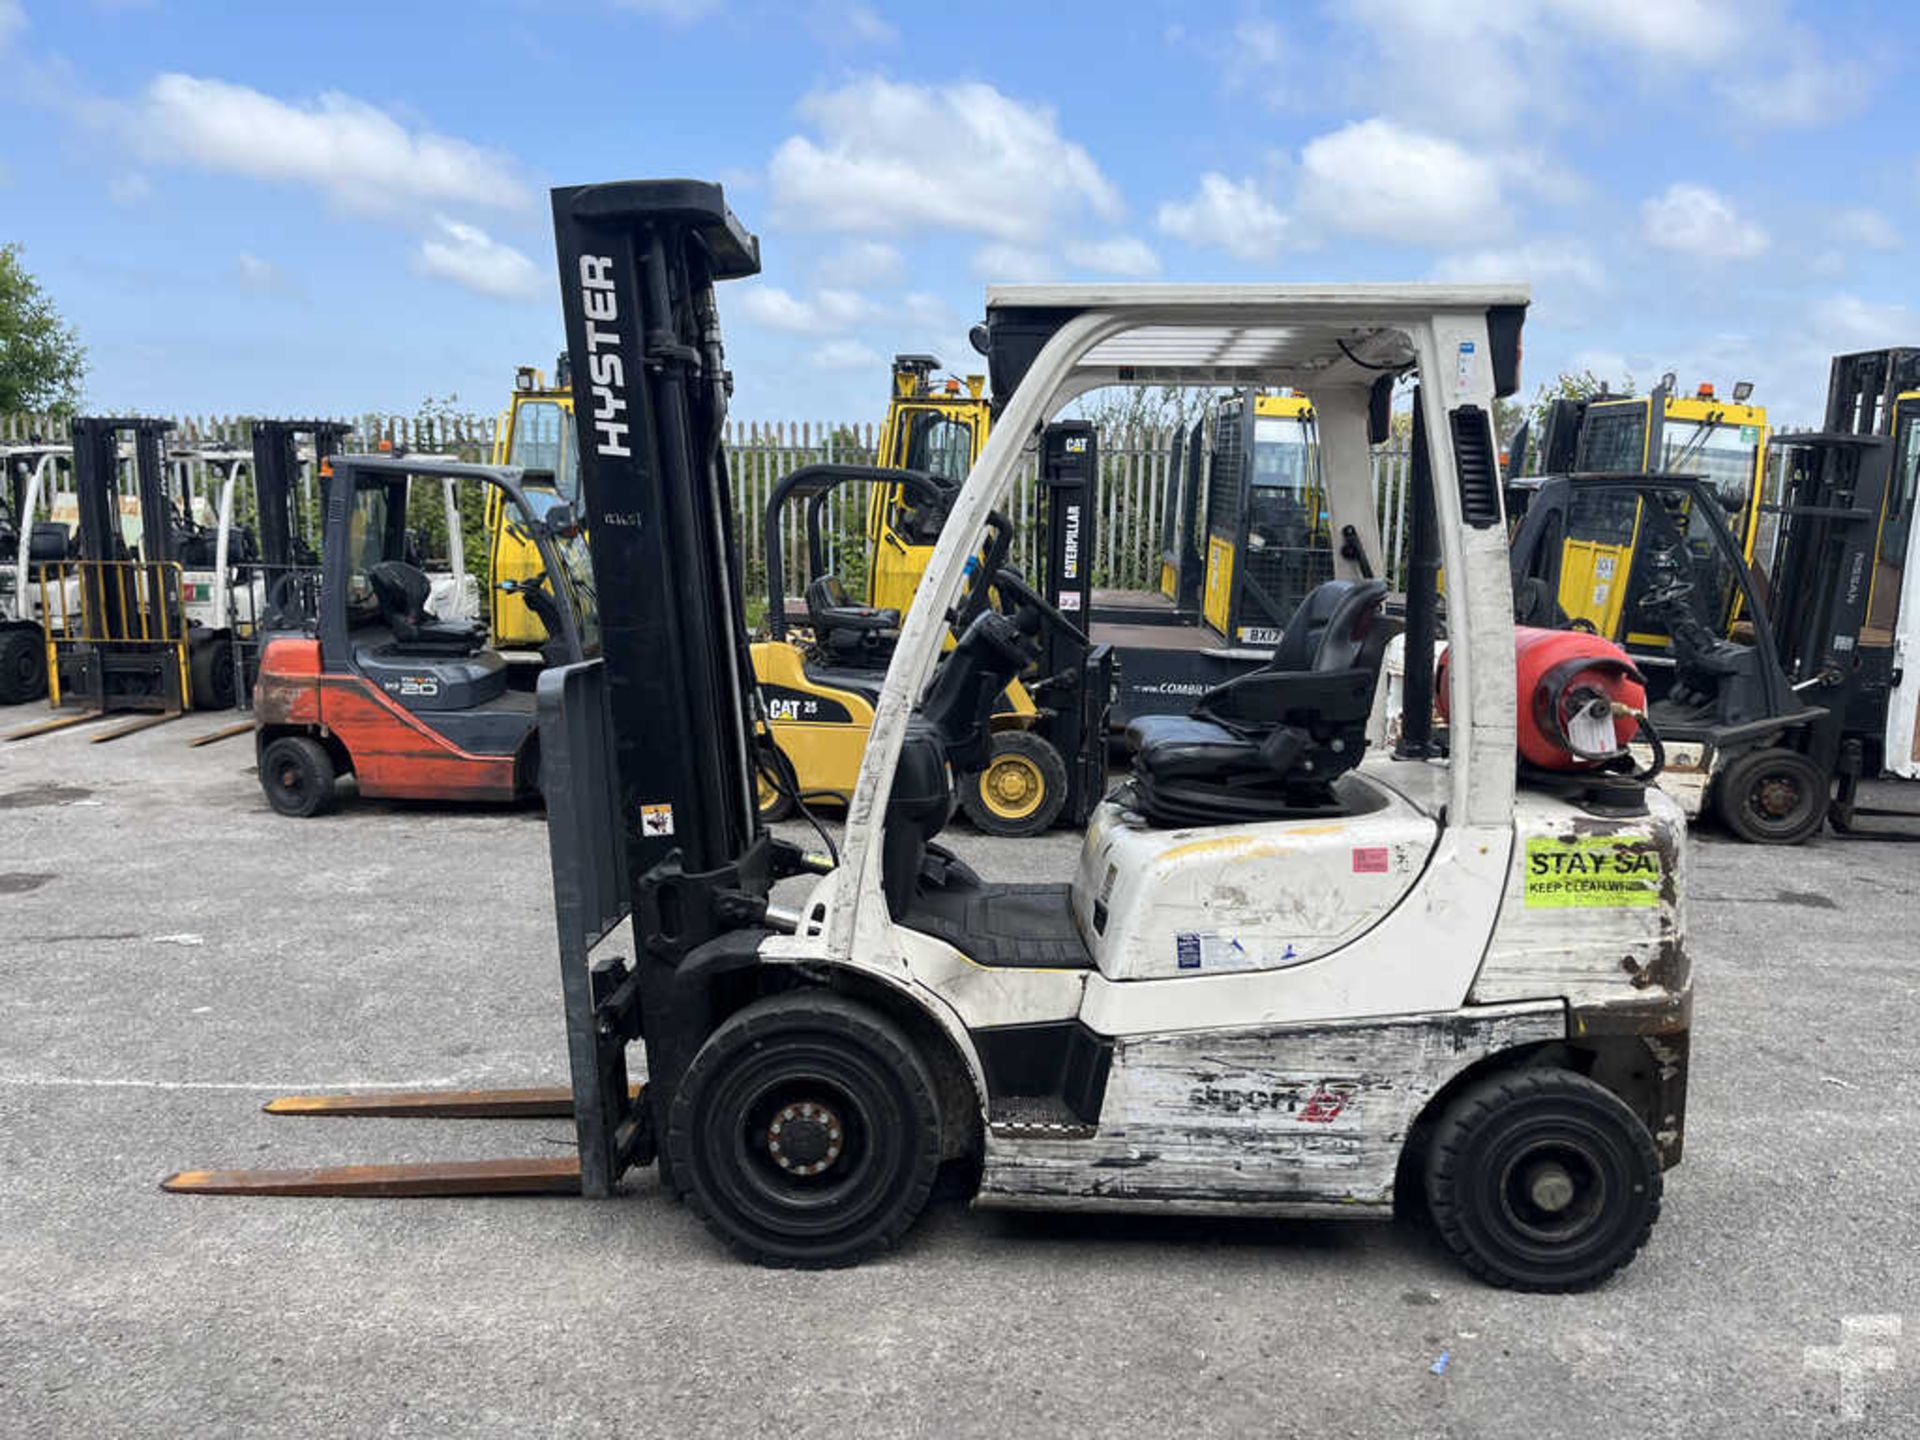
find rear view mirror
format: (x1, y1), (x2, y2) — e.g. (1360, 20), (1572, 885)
(538, 504), (580, 538)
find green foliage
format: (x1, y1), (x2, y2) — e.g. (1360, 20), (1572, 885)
(0, 244), (86, 413)
(1514, 369), (1635, 475)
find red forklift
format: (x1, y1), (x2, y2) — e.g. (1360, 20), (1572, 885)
(251, 452), (595, 815)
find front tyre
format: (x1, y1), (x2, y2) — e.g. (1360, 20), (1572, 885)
(960, 729), (1068, 837)
(667, 992), (942, 1268)
(1425, 1068), (1662, 1292)
(1713, 746), (1827, 845)
(0, 628), (48, 704)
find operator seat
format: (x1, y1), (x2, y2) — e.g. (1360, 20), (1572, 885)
(805, 573), (900, 661)
(1124, 579), (1393, 826)
(367, 561), (488, 656)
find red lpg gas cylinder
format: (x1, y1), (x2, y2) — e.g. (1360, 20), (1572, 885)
(1439, 627), (1647, 770)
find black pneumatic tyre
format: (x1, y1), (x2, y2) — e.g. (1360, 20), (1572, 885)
(1713, 746), (1827, 845)
(190, 637), (237, 712)
(667, 992), (942, 1268)
(0, 628), (48, 704)
(1425, 1068), (1662, 1293)
(259, 735), (337, 818)
(960, 729), (1069, 837)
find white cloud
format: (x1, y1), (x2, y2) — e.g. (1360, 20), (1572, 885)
(414, 217), (544, 300)
(1297, 118), (1505, 245)
(768, 77), (1122, 245)
(107, 173), (152, 206)
(1064, 235), (1161, 277)
(613, 0), (721, 19)
(1640, 183), (1768, 260)
(235, 252), (286, 293)
(1717, 49), (1869, 129)
(1814, 293), (1917, 352)
(1156, 173), (1289, 262)
(836, 4), (897, 43)
(0, 0), (24, 50)
(970, 244), (1056, 283)
(814, 239), (906, 289)
(1831, 207), (1900, 252)
(1432, 237), (1604, 289)
(131, 74), (527, 213)
(810, 339), (882, 371)
(1220, 17), (1287, 104)
(736, 283), (873, 332)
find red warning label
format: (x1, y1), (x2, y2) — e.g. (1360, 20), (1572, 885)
(1352, 846), (1390, 874)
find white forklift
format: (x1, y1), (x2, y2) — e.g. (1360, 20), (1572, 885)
(1, 442), (74, 703)
(169, 182), (1691, 1293)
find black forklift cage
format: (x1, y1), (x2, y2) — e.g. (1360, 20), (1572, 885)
(1509, 471), (1801, 726)
(316, 453), (590, 666)
(761, 463), (954, 642)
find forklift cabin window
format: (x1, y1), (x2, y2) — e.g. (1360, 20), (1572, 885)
(1580, 406), (1648, 473)
(507, 401), (582, 508)
(1661, 420), (1759, 516)
(519, 486), (600, 656)
(902, 411), (975, 485)
(346, 485), (392, 618)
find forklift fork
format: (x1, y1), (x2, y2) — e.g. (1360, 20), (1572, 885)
(164, 661), (657, 1201)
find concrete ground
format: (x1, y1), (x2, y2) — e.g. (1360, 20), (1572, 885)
(1, 698), (1916, 1439)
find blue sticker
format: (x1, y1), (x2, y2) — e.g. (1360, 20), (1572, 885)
(1176, 934), (1202, 970)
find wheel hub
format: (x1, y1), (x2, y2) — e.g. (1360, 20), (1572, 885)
(985, 755), (1041, 813)
(1525, 1160), (1577, 1214)
(765, 1100), (844, 1177)
(1754, 775), (1800, 818)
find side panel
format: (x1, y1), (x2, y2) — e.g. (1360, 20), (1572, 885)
(318, 675), (522, 801)
(1202, 535), (1233, 634)
(978, 1001), (1565, 1214)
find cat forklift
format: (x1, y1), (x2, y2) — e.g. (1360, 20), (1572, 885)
(863, 354), (990, 616)
(753, 457), (1110, 835)
(171, 180), (1691, 1295)
(249, 452), (594, 815)
(1510, 348), (1920, 842)
(490, 361), (581, 650)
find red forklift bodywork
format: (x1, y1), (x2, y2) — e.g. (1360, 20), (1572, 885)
(255, 634), (525, 804)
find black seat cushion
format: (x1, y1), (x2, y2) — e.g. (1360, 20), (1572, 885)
(368, 561), (487, 656)
(1124, 579), (1392, 826)
(806, 576), (902, 660)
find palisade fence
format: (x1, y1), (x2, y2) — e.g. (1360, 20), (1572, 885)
(2, 411), (1416, 602)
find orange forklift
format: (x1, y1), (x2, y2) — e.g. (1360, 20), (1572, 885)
(252, 452), (595, 815)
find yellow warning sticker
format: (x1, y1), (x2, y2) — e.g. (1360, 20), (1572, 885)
(1524, 836), (1662, 908)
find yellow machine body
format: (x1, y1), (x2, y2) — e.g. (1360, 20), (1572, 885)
(487, 370), (580, 649)
(865, 358), (990, 616)
(1559, 388), (1769, 643)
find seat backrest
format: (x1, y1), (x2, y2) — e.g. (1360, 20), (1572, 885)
(804, 574), (841, 631)
(1269, 578), (1362, 671)
(368, 560), (432, 629)
(1309, 579), (1390, 673)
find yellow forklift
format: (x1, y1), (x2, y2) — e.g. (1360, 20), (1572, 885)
(488, 362), (580, 651)
(1537, 376), (1769, 643)
(862, 354), (990, 616)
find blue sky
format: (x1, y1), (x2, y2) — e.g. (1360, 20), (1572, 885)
(0, 0), (1913, 426)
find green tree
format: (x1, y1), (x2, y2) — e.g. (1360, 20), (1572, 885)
(0, 244), (86, 413)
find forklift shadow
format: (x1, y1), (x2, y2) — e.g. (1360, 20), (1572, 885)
(245, 767), (548, 821)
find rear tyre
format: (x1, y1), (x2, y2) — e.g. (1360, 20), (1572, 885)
(667, 992), (942, 1268)
(190, 636), (237, 711)
(259, 735), (337, 818)
(0, 628), (47, 704)
(1713, 746), (1826, 845)
(960, 729), (1068, 837)
(1425, 1068), (1662, 1293)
